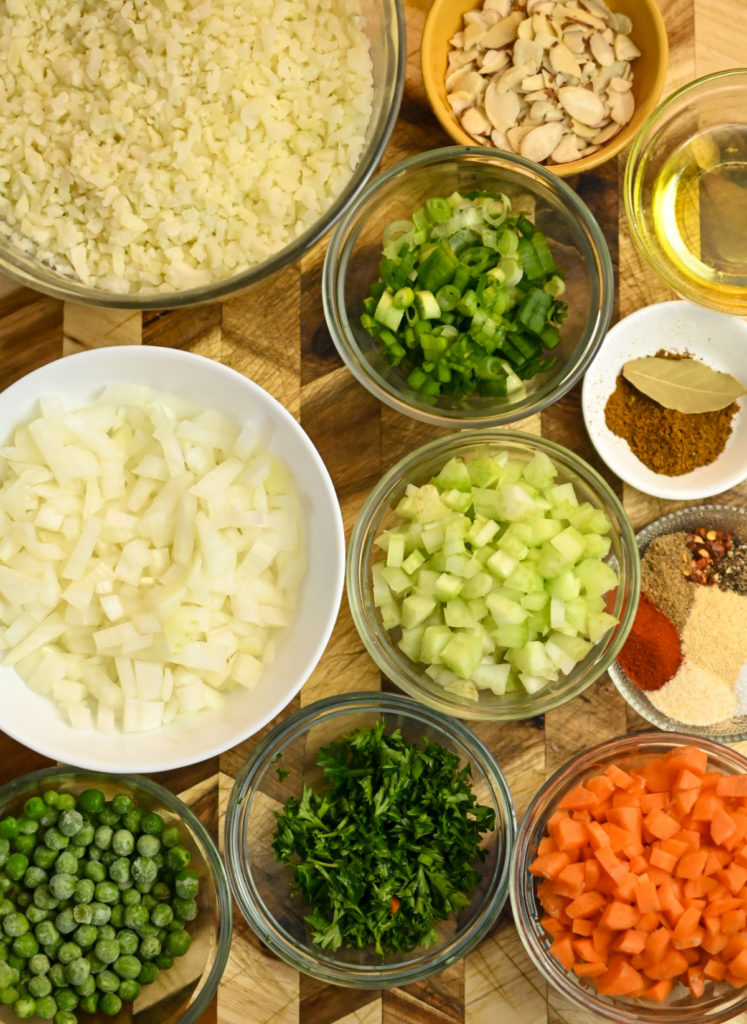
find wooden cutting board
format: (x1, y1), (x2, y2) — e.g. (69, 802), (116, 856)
(1, 0), (746, 1021)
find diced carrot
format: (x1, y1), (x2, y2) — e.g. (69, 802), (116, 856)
(596, 955), (645, 997)
(540, 915), (567, 936)
(660, 835), (691, 858)
(548, 934), (575, 971)
(658, 882), (685, 924)
(613, 928), (647, 955)
(672, 905), (703, 949)
(703, 956), (727, 981)
(598, 900), (640, 931)
(641, 979), (673, 1002)
(721, 932), (747, 961)
(691, 789), (721, 821)
(566, 890), (606, 919)
(604, 821), (642, 856)
(571, 917), (595, 936)
(673, 788), (699, 816)
(642, 759), (676, 794)
(639, 791), (668, 814)
(642, 926), (671, 966)
(584, 858), (601, 891)
(707, 897), (743, 916)
(704, 847), (732, 874)
(573, 961), (607, 978)
(729, 946), (747, 980)
(586, 820), (610, 849)
(718, 862), (747, 895)
(687, 964), (706, 998)
(701, 931), (728, 956)
(634, 876), (660, 914)
(664, 746), (709, 778)
(536, 882), (566, 921)
(675, 850), (708, 879)
(572, 937), (604, 963)
(586, 774), (616, 804)
(529, 850), (571, 879)
(605, 763), (635, 789)
(674, 768), (703, 791)
(645, 809), (681, 841)
(558, 783), (600, 810)
(551, 816), (588, 852)
(554, 861), (587, 898)
(716, 775), (747, 799)
(725, 971), (747, 988)
(649, 846), (678, 873)
(592, 925), (615, 959)
(711, 804), (737, 846)
(721, 908), (746, 934)
(607, 805), (642, 843)
(644, 948), (690, 981)
(636, 911), (662, 933)
(536, 835), (558, 857)
(628, 853), (649, 875)
(673, 828), (701, 850)
(594, 844), (628, 883)
(613, 872), (638, 904)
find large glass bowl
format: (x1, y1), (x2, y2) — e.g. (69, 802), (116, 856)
(0, 766), (232, 1024)
(322, 146), (614, 427)
(346, 430), (640, 721)
(510, 732), (747, 1023)
(609, 504), (747, 743)
(223, 691), (516, 987)
(624, 69), (747, 316)
(0, 0), (405, 309)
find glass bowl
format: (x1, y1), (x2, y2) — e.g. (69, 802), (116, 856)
(0, 766), (232, 1024)
(624, 69), (747, 317)
(609, 504), (747, 742)
(510, 732), (747, 1023)
(0, 0), (405, 309)
(421, 0), (668, 178)
(322, 146), (614, 427)
(223, 691), (516, 987)
(346, 429), (640, 721)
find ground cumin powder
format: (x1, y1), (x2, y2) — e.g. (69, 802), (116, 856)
(604, 373), (737, 476)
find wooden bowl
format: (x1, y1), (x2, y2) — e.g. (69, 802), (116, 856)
(421, 0), (669, 177)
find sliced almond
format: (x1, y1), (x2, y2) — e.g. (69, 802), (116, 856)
(490, 127), (510, 149)
(520, 120), (565, 162)
(562, 29), (587, 54)
(611, 12), (633, 34)
(517, 16), (536, 40)
(479, 49), (510, 74)
(520, 73), (546, 91)
(579, 0), (615, 20)
(549, 41), (583, 77)
(557, 84), (607, 124)
(550, 132), (583, 163)
(447, 90), (474, 117)
(525, 89), (552, 103)
(484, 82), (522, 131)
(530, 99), (564, 122)
(462, 21), (489, 50)
(496, 63), (532, 93)
(506, 124), (534, 151)
(608, 75), (632, 92)
(589, 31), (615, 66)
(592, 120), (623, 145)
(563, 5), (607, 29)
(614, 34), (641, 61)
(608, 88), (634, 124)
(447, 49), (479, 72)
(484, 0), (512, 15)
(514, 38), (544, 71)
(570, 117), (601, 140)
(482, 10), (524, 49)
(460, 106), (492, 136)
(446, 69), (486, 101)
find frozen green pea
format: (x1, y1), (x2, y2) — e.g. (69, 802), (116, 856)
(64, 957), (90, 987)
(165, 846), (190, 871)
(28, 953), (50, 976)
(94, 826), (113, 851)
(110, 795), (133, 817)
(0, 838), (9, 867)
(94, 881), (118, 905)
(94, 939), (120, 965)
(99, 992), (122, 1016)
(154, 952), (173, 970)
(17, 817), (40, 835)
(73, 925), (96, 950)
(57, 942), (82, 965)
(77, 992), (98, 1013)
(123, 905), (148, 931)
(35, 995), (57, 1020)
(54, 851), (78, 875)
(54, 910), (77, 935)
(56, 795), (75, 812)
(35, 921), (59, 947)
(165, 929), (190, 957)
(23, 865), (47, 889)
(15, 890), (32, 909)
(150, 904), (173, 929)
(12, 994), (37, 1018)
(55, 988), (78, 1011)
(12, 933), (39, 958)
(25, 906), (49, 926)
(27, 975), (52, 999)
(0, 898), (12, 918)
(86, 953), (106, 975)
(0, 986), (20, 1005)
(121, 888), (140, 907)
(70, 824), (95, 849)
(118, 978), (141, 1002)
(113, 955), (141, 980)
(96, 969), (119, 993)
(137, 962), (158, 986)
(57, 810), (84, 838)
(55, 1010), (78, 1024)
(74, 975), (95, 998)
(47, 963), (66, 989)
(116, 931), (138, 956)
(84, 861), (106, 884)
(22, 797), (47, 821)
(109, 905), (124, 928)
(132, 857), (157, 889)
(174, 869), (200, 900)
(42, 829), (68, 852)
(136, 834), (160, 858)
(121, 810), (142, 834)
(140, 813), (164, 836)
(49, 873), (76, 901)
(5, 853), (29, 881)
(3, 913), (30, 937)
(33, 886), (59, 911)
(161, 827), (180, 849)
(13, 834), (36, 856)
(172, 897), (197, 922)
(108, 857), (130, 885)
(111, 830), (134, 857)
(76, 790), (105, 816)
(97, 925), (115, 941)
(97, 807), (120, 829)
(89, 903), (110, 927)
(138, 935), (161, 960)
(0, 962), (14, 988)
(32, 847), (57, 871)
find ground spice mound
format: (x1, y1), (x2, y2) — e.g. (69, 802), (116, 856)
(603, 373), (737, 475)
(640, 531), (693, 632)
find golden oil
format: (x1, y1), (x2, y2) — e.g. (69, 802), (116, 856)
(648, 123), (747, 295)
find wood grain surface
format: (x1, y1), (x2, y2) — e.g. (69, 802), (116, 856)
(1, 0), (747, 1021)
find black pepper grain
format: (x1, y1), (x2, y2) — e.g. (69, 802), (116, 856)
(719, 539), (747, 597)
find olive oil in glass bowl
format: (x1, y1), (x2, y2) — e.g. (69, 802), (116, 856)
(625, 69), (747, 317)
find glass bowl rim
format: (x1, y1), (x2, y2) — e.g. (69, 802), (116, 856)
(0, 1), (407, 310)
(223, 689), (517, 988)
(509, 730), (747, 1023)
(0, 765), (233, 1024)
(608, 502), (747, 742)
(322, 144), (615, 428)
(346, 428), (641, 721)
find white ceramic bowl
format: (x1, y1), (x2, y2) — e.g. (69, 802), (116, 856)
(0, 347), (345, 772)
(582, 300), (747, 499)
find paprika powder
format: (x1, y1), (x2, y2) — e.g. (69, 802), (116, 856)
(617, 592), (683, 692)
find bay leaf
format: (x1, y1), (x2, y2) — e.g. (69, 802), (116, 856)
(622, 356), (747, 414)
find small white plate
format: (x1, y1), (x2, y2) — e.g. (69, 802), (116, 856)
(582, 300), (747, 499)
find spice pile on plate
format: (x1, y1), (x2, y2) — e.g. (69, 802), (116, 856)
(603, 353), (745, 475)
(618, 525), (747, 725)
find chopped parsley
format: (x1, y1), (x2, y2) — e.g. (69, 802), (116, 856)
(271, 720), (496, 955)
